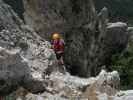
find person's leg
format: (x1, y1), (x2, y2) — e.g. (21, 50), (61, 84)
(55, 53), (60, 64)
(58, 53), (64, 65)
(60, 56), (64, 65)
(56, 53), (64, 65)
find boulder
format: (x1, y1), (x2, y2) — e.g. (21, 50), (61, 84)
(113, 90), (133, 100)
(11, 70), (120, 100)
(0, 47), (27, 95)
(127, 27), (133, 39)
(97, 22), (128, 67)
(0, 46), (48, 95)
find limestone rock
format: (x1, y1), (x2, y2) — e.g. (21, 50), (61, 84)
(0, 46), (48, 95)
(65, 14), (128, 76)
(23, 0), (96, 39)
(0, 0), (58, 95)
(113, 90), (133, 100)
(0, 47), (27, 95)
(3, 0), (128, 77)
(10, 70), (120, 100)
(97, 22), (128, 67)
(22, 0), (99, 77)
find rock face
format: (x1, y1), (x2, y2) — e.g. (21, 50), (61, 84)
(3, 0), (24, 20)
(23, 0), (97, 76)
(23, 0), (128, 77)
(0, 0), (58, 95)
(23, 0), (96, 39)
(0, 0), (131, 99)
(65, 12), (128, 76)
(2, 0), (127, 77)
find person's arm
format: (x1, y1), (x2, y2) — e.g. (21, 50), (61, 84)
(51, 40), (54, 49)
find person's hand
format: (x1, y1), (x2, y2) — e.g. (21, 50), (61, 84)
(51, 45), (54, 49)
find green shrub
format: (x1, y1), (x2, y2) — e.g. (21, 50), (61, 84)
(111, 39), (133, 89)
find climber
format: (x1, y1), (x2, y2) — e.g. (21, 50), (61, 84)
(51, 32), (65, 65)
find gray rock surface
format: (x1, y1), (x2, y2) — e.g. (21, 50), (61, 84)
(0, 0), (58, 95)
(11, 70), (120, 100)
(65, 11), (128, 76)
(0, 0), (130, 99)
(95, 22), (128, 69)
(23, 0), (99, 77)
(23, 0), (96, 39)
(0, 47), (28, 95)
(3, 0), (128, 77)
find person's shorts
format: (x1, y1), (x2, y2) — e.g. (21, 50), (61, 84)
(56, 53), (63, 60)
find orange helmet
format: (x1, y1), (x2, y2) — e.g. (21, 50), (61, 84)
(52, 33), (60, 39)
